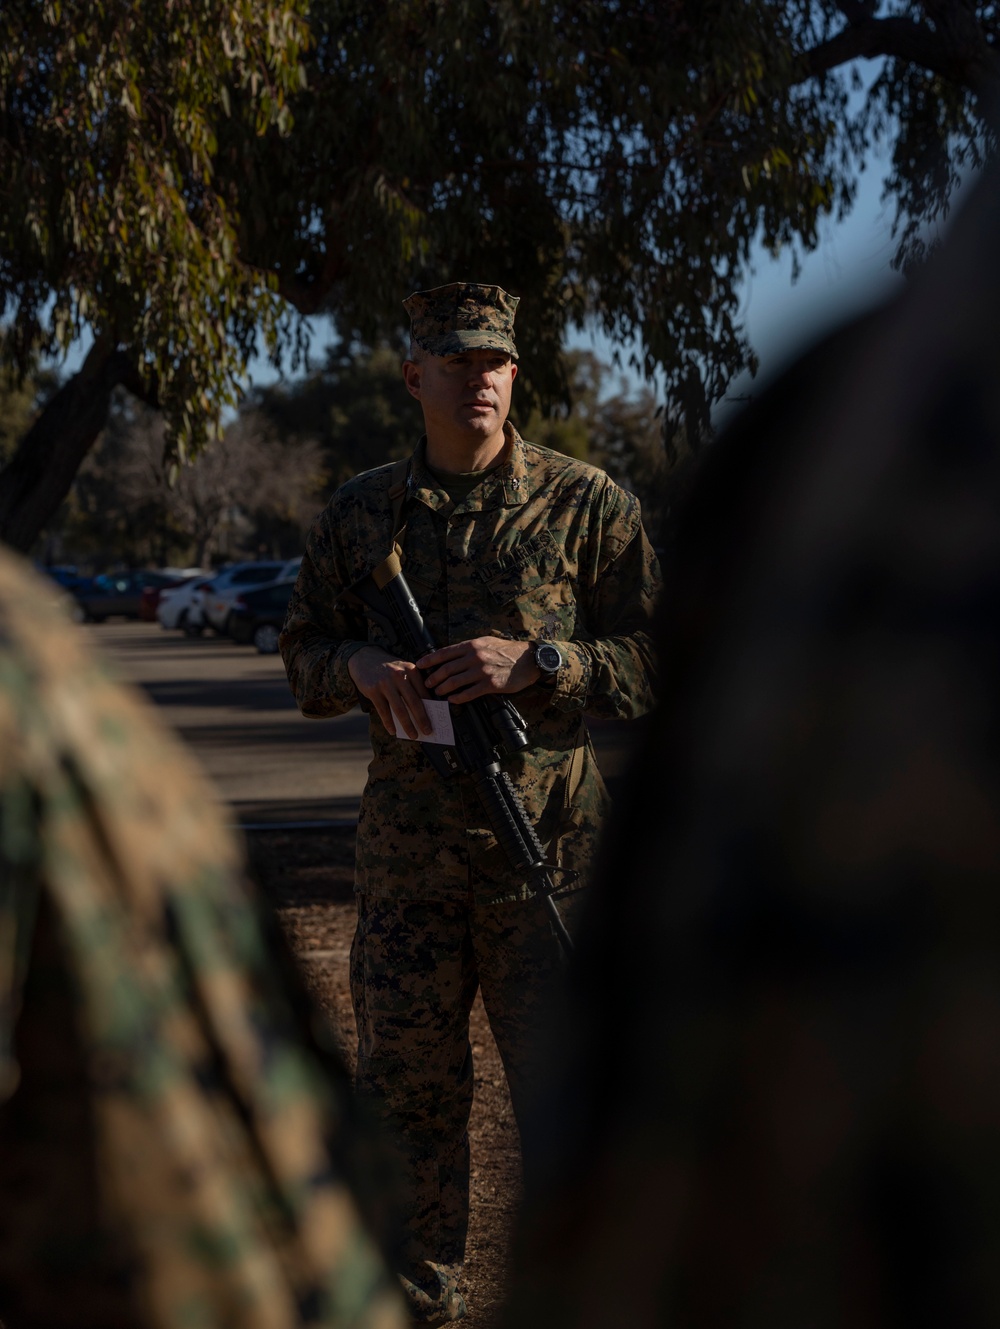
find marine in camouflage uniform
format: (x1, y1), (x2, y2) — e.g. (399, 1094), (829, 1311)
(280, 283), (660, 1323)
(0, 546), (407, 1329)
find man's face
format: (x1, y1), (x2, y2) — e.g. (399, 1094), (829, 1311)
(403, 347), (517, 454)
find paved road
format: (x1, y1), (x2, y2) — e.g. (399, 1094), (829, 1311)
(88, 622), (647, 826)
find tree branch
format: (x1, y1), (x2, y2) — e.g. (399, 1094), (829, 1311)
(275, 270), (336, 316)
(117, 356), (160, 409)
(271, 246), (348, 316)
(834, 0), (878, 26)
(797, 12), (1000, 110)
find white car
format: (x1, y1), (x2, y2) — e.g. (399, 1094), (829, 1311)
(201, 559), (302, 635)
(156, 574), (215, 634)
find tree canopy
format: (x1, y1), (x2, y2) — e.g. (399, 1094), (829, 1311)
(1, 0), (309, 431)
(0, 0), (311, 548)
(2, 1), (997, 552)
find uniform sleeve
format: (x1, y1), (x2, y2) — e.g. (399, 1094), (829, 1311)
(548, 480), (662, 719)
(279, 501), (371, 718)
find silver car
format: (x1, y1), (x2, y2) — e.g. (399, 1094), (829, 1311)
(201, 559), (302, 635)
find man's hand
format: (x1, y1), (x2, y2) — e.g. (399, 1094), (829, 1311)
(416, 637), (540, 703)
(348, 645), (433, 739)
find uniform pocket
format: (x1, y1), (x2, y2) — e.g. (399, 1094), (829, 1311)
(475, 531), (576, 638)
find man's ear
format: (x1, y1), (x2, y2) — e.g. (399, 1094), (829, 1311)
(402, 360), (422, 400)
(510, 362), (518, 384)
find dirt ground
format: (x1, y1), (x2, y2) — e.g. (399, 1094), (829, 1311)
(245, 827), (519, 1329)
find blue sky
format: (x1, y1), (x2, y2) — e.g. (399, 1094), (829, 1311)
(712, 147), (907, 428)
(564, 122), (913, 430)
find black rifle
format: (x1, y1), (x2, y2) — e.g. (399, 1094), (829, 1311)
(345, 544), (575, 957)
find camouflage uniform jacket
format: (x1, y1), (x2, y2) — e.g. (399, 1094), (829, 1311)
(281, 426), (661, 906)
(0, 549), (406, 1329)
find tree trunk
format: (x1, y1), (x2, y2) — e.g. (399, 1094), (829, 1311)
(193, 533), (212, 569)
(0, 337), (128, 554)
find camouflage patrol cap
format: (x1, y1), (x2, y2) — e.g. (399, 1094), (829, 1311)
(403, 282), (519, 359)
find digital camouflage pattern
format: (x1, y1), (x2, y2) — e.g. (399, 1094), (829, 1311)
(350, 892), (573, 1321)
(280, 424), (661, 909)
(0, 548), (407, 1329)
(402, 283), (520, 359)
(281, 422), (659, 1320)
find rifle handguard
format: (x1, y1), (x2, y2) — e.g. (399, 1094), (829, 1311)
(473, 768), (547, 874)
(473, 768), (576, 955)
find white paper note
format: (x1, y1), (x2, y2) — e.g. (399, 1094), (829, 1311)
(391, 698), (456, 745)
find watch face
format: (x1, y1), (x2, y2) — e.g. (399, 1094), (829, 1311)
(535, 642), (562, 673)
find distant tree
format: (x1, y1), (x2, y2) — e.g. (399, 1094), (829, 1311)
(60, 400), (325, 568)
(169, 415), (324, 565)
(252, 343), (416, 492)
(517, 377), (593, 465)
(521, 351), (674, 542)
(3, 1), (997, 553)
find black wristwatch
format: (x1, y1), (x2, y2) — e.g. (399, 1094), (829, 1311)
(532, 640), (563, 678)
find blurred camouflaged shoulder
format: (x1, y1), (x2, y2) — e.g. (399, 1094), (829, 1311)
(0, 548), (407, 1329)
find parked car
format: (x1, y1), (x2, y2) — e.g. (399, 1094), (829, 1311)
(202, 558), (302, 635)
(156, 574), (215, 634)
(228, 579), (295, 653)
(71, 570), (183, 622)
(39, 564), (91, 593)
(138, 569), (207, 621)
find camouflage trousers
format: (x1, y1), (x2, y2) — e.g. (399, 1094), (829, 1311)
(350, 893), (566, 1322)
